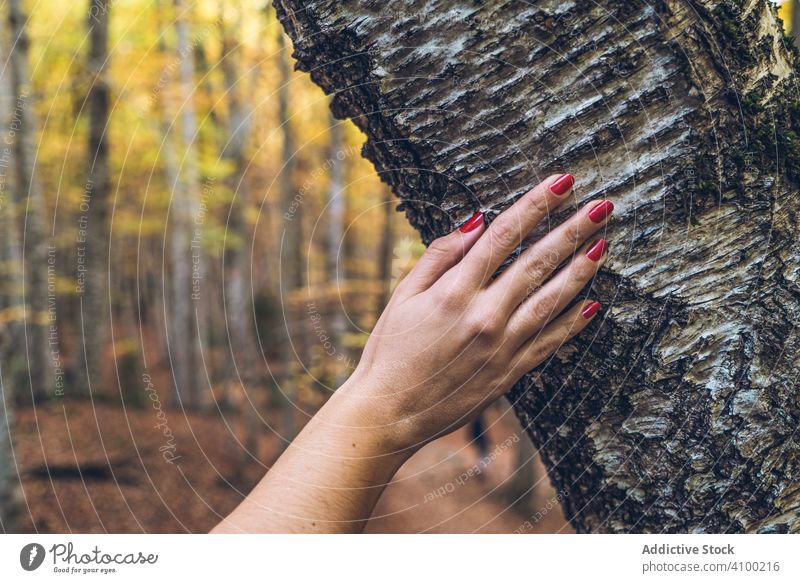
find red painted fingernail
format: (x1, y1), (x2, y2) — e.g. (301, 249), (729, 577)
(582, 301), (601, 319)
(459, 211), (484, 233)
(588, 200), (614, 223)
(549, 173), (574, 196)
(586, 239), (608, 261)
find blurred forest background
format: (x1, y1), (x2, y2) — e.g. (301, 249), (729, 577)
(0, 0), (796, 533)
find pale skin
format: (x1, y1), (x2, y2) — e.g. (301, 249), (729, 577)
(213, 174), (612, 533)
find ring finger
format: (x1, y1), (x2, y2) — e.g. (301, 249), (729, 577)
(506, 237), (609, 346)
(505, 298), (602, 386)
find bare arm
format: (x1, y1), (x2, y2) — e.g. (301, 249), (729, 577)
(211, 387), (413, 533)
(213, 173), (613, 533)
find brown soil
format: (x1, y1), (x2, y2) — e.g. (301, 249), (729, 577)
(11, 400), (571, 534)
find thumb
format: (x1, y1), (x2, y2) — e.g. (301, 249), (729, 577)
(399, 211), (485, 297)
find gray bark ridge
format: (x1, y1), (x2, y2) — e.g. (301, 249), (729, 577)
(275, 0), (800, 533)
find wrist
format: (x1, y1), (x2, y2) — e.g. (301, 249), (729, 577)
(321, 375), (420, 463)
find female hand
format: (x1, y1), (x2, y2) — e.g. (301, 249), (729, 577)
(342, 173), (612, 452)
(214, 173), (613, 533)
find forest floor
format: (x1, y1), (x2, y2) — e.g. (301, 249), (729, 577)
(11, 399), (571, 534)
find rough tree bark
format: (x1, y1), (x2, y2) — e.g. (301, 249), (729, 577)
(275, 0), (800, 533)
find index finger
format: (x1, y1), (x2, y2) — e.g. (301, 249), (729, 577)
(462, 173), (574, 286)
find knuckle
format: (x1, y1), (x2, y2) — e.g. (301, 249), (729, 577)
(504, 314), (527, 339)
(565, 310), (587, 336)
(466, 311), (501, 339)
(572, 257), (597, 283)
(522, 255), (552, 286)
(426, 236), (452, 256)
(463, 317), (486, 339)
(563, 224), (584, 248)
(489, 219), (519, 250)
(555, 311), (584, 340)
(528, 293), (559, 323)
(558, 259), (597, 295)
(524, 189), (552, 216)
(523, 340), (554, 368)
(430, 284), (462, 309)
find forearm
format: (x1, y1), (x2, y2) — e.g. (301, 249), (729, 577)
(212, 380), (412, 533)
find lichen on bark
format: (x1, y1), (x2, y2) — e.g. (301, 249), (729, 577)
(275, 0), (800, 532)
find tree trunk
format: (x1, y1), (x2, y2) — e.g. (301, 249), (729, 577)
(325, 109), (350, 385)
(377, 185), (395, 312)
(277, 25), (305, 437)
(1, 4), (25, 395)
(0, 364), (20, 532)
(170, 0), (202, 406)
(275, 0), (800, 533)
(151, 0), (178, 376)
(0, 15), (21, 533)
(7, 0), (49, 402)
(220, 5), (255, 385)
(218, 5), (263, 456)
(75, 0), (111, 399)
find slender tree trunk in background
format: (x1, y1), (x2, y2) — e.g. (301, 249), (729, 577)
(220, 6), (254, 386)
(170, 0), (201, 406)
(7, 0), (49, 402)
(0, 7), (24, 394)
(377, 186), (394, 312)
(191, 26), (224, 380)
(0, 367), (19, 532)
(0, 23), (21, 534)
(325, 111), (349, 385)
(193, 40), (220, 130)
(218, 7), (261, 456)
(276, 0), (800, 532)
(793, 0), (800, 42)
(151, 0), (178, 372)
(75, 0), (111, 399)
(277, 27), (304, 437)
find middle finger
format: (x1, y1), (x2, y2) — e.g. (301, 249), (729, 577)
(489, 199), (614, 313)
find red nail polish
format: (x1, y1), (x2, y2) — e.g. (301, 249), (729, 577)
(588, 200), (614, 223)
(549, 173), (574, 196)
(586, 239), (608, 261)
(459, 211), (484, 233)
(582, 301), (601, 319)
